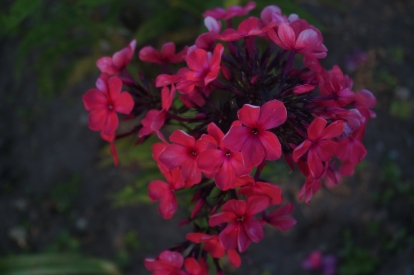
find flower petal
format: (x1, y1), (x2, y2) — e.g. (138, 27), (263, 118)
(258, 99), (287, 130)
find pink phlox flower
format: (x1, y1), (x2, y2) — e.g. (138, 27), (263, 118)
(302, 250), (337, 275)
(159, 130), (216, 187)
(186, 233), (241, 267)
(96, 40), (136, 75)
(209, 196), (270, 252)
(203, 2), (256, 20)
(319, 65), (355, 107)
(138, 109), (167, 142)
(354, 89), (376, 118)
(264, 203), (296, 231)
(139, 42), (188, 64)
(293, 117), (344, 179)
(197, 123), (251, 191)
(144, 250), (186, 275)
(184, 258), (208, 275)
(222, 99), (287, 168)
(176, 44), (224, 94)
(261, 5), (298, 32)
(336, 126), (367, 176)
(219, 17), (264, 41)
(267, 19), (327, 59)
(298, 176), (322, 204)
(238, 180), (282, 205)
(323, 162), (342, 189)
(82, 75), (134, 142)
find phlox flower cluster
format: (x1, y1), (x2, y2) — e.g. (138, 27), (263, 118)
(82, 2), (375, 273)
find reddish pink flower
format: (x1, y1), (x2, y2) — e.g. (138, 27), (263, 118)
(96, 40), (136, 75)
(197, 123), (251, 191)
(184, 258), (208, 275)
(238, 180), (282, 205)
(222, 100), (287, 168)
(139, 42), (188, 64)
(319, 65), (355, 107)
(203, 2), (256, 20)
(138, 110), (167, 142)
(209, 196), (270, 252)
(82, 76), (134, 142)
(293, 117), (344, 178)
(336, 127), (367, 176)
(298, 176), (322, 204)
(265, 203), (296, 231)
(144, 250), (186, 275)
(195, 17), (221, 51)
(219, 17), (263, 41)
(176, 44), (224, 94)
(267, 20), (327, 59)
(159, 130), (216, 186)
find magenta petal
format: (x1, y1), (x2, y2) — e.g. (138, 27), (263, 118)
(295, 29), (319, 50)
(88, 109), (107, 131)
(139, 46), (161, 64)
(258, 99), (287, 130)
(307, 148), (324, 179)
(237, 104), (260, 128)
(209, 212), (237, 226)
(242, 135), (265, 168)
(227, 250), (241, 267)
(215, 161), (236, 191)
(159, 193), (177, 219)
(197, 149), (224, 173)
(246, 196), (269, 216)
(268, 203), (294, 218)
(237, 223), (252, 252)
(277, 23), (296, 49)
(159, 144), (190, 170)
(108, 76), (122, 100)
(159, 250), (184, 268)
(243, 219), (264, 243)
(269, 216), (297, 231)
(331, 65), (344, 91)
(222, 199), (246, 217)
(114, 92), (134, 114)
(292, 139), (312, 162)
(187, 49), (209, 72)
(180, 158), (201, 185)
(207, 123), (225, 146)
(259, 131), (282, 160)
(320, 120), (344, 139)
(220, 28), (242, 41)
(219, 223), (238, 250)
(161, 42), (176, 60)
(229, 152), (251, 176)
(268, 28), (284, 48)
(316, 139), (337, 162)
(101, 111), (118, 140)
(169, 130), (195, 148)
(148, 180), (170, 201)
(83, 89), (107, 111)
(308, 117), (327, 141)
(96, 57), (117, 74)
(222, 125), (251, 153)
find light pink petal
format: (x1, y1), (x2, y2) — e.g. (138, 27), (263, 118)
(204, 16), (221, 33)
(258, 99), (287, 130)
(295, 29), (319, 50)
(260, 5), (282, 25)
(138, 46), (161, 64)
(259, 131), (282, 160)
(308, 117), (327, 141)
(277, 23), (296, 49)
(292, 139), (312, 162)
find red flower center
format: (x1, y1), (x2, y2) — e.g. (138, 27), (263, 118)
(251, 128), (259, 135)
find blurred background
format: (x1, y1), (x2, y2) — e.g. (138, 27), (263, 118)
(1, 0), (413, 274)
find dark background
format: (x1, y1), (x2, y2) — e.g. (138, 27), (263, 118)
(1, 0), (414, 274)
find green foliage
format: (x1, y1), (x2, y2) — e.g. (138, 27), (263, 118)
(45, 230), (80, 253)
(0, 254), (120, 275)
(339, 230), (378, 275)
(389, 100), (413, 120)
(50, 173), (81, 213)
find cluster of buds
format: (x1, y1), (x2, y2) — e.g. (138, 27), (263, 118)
(82, 2), (376, 273)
